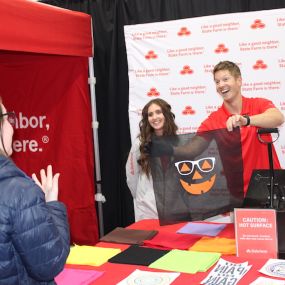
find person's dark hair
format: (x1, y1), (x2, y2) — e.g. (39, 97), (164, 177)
(213, 61), (241, 79)
(138, 98), (178, 177)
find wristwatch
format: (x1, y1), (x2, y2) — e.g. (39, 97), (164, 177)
(243, 115), (250, 126)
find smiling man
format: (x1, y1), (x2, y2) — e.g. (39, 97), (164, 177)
(148, 61), (284, 223)
(196, 60), (284, 193)
(151, 61), (284, 194)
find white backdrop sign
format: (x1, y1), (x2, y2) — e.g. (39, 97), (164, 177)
(124, 9), (285, 167)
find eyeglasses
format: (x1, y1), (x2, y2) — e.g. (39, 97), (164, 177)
(175, 157), (215, 175)
(0, 112), (16, 126)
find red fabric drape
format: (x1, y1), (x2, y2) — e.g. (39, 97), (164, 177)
(0, 52), (99, 245)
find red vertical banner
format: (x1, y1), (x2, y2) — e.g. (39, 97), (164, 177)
(0, 51), (99, 245)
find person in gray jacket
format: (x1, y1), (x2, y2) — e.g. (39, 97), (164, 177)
(0, 97), (70, 285)
(126, 98), (178, 221)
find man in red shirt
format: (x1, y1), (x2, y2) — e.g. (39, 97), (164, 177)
(148, 61), (284, 222)
(151, 61), (284, 194)
(175, 61), (284, 193)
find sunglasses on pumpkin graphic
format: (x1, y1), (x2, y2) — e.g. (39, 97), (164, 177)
(174, 157), (215, 176)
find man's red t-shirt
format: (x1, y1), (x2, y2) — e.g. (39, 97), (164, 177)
(198, 96), (281, 194)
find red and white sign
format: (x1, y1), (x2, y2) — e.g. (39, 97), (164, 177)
(0, 1), (98, 245)
(0, 54), (99, 245)
(234, 208), (278, 259)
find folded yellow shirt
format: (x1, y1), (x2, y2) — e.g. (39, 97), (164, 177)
(189, 237), (236, 255)
(66, 245), (121, 266)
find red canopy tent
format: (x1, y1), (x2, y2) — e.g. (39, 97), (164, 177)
(0, 0), (92, 56)
(0, 0), (100, 244)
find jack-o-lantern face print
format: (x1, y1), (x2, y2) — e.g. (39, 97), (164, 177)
(174, 157), (216, 195)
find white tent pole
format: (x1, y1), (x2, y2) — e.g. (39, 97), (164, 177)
(88, 56), (105, 237)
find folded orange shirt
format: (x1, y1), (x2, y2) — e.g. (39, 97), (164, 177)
(189, 237), (236, 255)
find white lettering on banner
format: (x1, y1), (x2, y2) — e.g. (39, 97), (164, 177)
(13, 140), (41, 153)
(12, 112), (50, 153)
(14, 112), (47, 129)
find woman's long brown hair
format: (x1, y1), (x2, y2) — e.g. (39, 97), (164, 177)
(138, 98), (178, 177)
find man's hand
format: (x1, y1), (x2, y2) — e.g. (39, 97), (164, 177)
(32, 165), (60, 202)
(226, 115), (247, 131)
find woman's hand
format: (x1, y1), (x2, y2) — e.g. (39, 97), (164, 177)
(32, 165), (60, 202)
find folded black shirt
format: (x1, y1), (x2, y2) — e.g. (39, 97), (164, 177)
(108, 245), (170, 266)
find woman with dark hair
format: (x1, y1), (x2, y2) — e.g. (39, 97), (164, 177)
(0, 98), (70, 284)
(126, 98), (178, 221)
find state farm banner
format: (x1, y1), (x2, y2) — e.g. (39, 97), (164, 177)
(0, 52), (98, 245)
(124, 8), (285, 167)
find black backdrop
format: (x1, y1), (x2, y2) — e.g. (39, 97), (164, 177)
(40, 0), (285, 235)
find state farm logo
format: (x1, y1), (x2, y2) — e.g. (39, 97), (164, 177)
(251, 19), (265, 29)
(177, 27), (191, 36)
(145, 50), (157, 59)
(214, 43), (229, 53)
(180, 65), (194, 75)
(253, 59), (267, 69)
(182, 106), (195, 115)
(147, 87), (160, 97)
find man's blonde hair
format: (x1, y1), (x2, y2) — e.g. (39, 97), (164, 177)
(213, 61), (241, 78)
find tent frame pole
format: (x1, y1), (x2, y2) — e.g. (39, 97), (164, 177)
(88, 57), (105, 237)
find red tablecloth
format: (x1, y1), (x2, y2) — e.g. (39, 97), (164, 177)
(66, 219), (272, 284)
